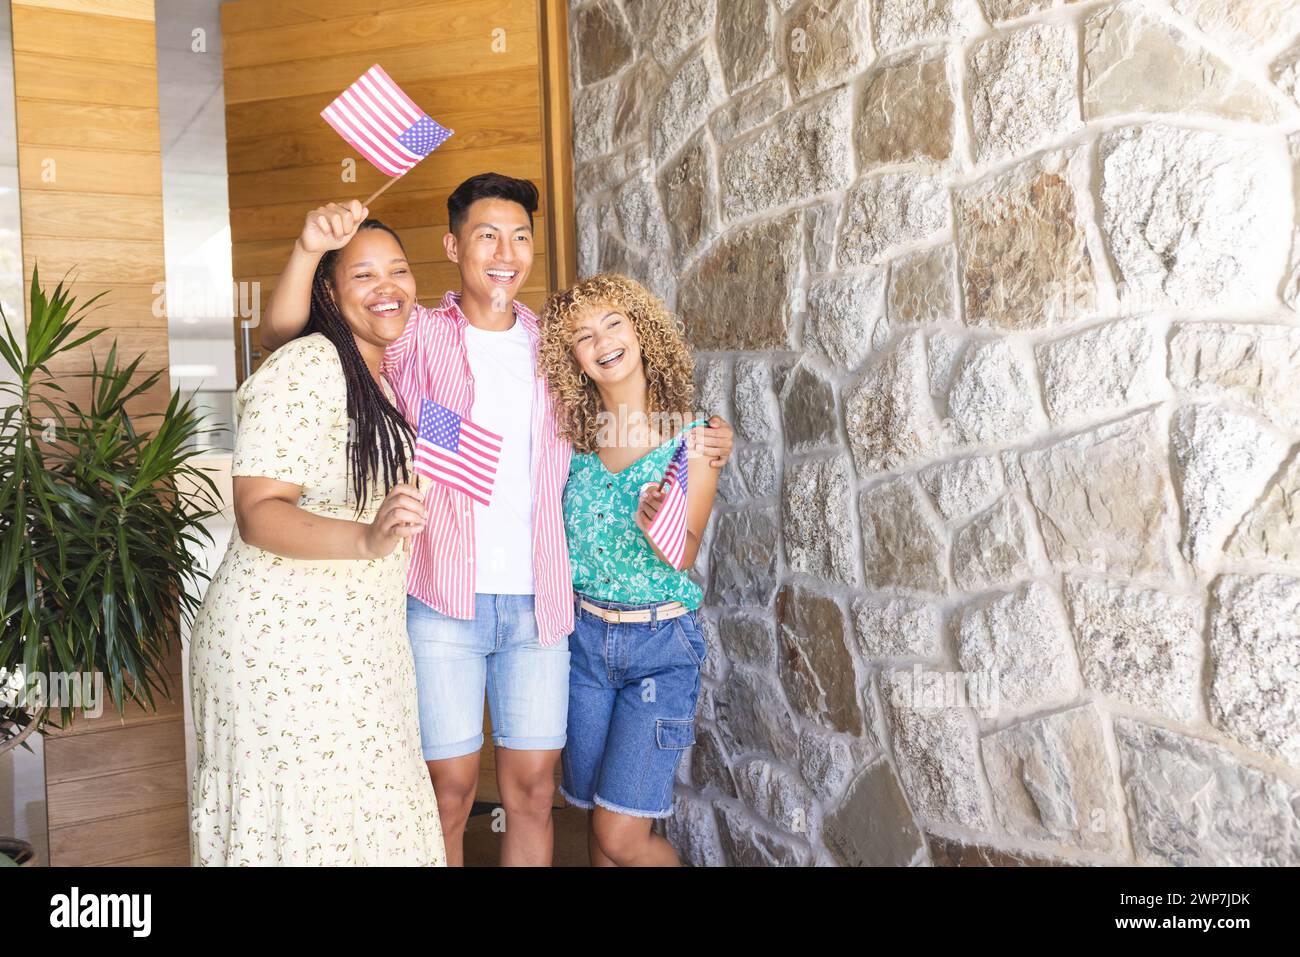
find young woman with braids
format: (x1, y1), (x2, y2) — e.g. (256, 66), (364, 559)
(188, 202), (446, 866)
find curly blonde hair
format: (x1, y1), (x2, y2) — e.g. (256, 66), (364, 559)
(538, 273), (695, 455)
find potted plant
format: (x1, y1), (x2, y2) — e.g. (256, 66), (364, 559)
(0, 268), (223, 863)
(0, 838), (32, 866)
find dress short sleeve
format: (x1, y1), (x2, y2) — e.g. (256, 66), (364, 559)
(231, 334), (345, 488)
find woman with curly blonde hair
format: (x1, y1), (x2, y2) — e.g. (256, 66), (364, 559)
(538, 273), (723, 867)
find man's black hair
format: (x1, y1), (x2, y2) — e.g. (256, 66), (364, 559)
(447, 172), (539, 235)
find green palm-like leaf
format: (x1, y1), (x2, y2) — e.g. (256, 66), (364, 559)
(1, 266), (222, 749)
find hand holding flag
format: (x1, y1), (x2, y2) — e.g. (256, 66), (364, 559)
(321, 64), (454, 205)
(404, 468), (430, 555)
(638, 434), (691, 571)
(365, 482), (425, 559)
(299, 200), (370, 255)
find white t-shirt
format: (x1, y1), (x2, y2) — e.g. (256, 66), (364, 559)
(464, 316), (535, 594)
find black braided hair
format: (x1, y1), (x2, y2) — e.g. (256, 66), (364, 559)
(300, 219), (414, 514)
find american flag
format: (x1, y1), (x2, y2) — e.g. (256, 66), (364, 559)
(646, 436), (690, 570)
(320, 65), (453, 178)
(413, 398), (502, 507)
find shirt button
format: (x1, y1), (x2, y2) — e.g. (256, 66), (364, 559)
(597, 512), (603, 519)
(605, 482), (612, 489)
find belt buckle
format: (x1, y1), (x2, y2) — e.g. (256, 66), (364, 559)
(607, 607), (622, 624)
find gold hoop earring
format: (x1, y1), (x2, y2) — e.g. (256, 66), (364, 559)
(578, 370), (589, 386)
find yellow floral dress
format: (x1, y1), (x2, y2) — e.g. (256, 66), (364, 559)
(189, 333), (445, 866)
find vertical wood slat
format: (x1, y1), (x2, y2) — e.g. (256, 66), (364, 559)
(537, 0), (576, 292)
(12, 1), (186, 866)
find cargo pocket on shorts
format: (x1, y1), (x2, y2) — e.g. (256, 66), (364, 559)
(655, 717), (696, 750)
(642, 717), (696, 813)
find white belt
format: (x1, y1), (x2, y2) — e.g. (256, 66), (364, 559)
(579, 599), (689, 624)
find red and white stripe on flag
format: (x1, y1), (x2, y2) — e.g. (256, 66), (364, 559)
(321, 64), (436, 177)
(412, 398), (503, 507)
(646, 438), (690, 570)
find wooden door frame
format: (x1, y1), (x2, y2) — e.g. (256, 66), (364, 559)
(537, 0), (576, 294)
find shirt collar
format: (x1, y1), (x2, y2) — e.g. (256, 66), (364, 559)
(441, 289), (539, 338)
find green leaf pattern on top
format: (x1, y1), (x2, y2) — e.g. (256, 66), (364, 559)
(562, 420), (707, 610)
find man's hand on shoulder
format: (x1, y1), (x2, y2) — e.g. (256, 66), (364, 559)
(694, 415), (735, 468)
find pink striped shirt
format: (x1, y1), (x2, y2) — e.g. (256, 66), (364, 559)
(380, 290), (574, 645)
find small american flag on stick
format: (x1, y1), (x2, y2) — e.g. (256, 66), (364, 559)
(646, 436), (691, 570)
(413, 398), (502, 507)
(321, 64), (453, 201)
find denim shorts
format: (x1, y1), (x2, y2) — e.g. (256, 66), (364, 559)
(559, 593), (707, 819)
(406, 593), (570, 760)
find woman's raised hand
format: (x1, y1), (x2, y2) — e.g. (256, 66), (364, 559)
(361, 483), (425, 559)
(299, 199), (369, 255)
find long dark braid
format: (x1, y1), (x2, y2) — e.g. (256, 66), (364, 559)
(300, 219), (414, 514)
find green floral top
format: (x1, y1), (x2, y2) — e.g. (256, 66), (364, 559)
(564, 419), (708, 609)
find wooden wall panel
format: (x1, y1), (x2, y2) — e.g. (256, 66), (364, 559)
(47, 759), (188, 825)
(227, 111), (542, 177)
(221, 0), (571, 379)
(13, 53), (160, 107)
(226, 146), (543, 212)
(222, 0), (537, 70)
(225, 67), (541, 140)
(45, 711), (187, 785)
(227, 188), (548, 242)
(11, 3), (154, 62)
(14, 0), (152, 19)
(13, 0), (187, 866)
(15, 101), (161, 152)
(12, 0), (169, 415)
(19, 190), (165, 236)
(47, 801), (190, 867)
(220, 0), (434, 34)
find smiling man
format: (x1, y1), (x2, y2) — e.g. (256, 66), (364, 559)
(259, 172), (734, 867)
(379, 173), (579, 869)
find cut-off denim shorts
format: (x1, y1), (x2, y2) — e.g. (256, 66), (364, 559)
(406, 593), (570, 761)
(559, 593), (707, 819)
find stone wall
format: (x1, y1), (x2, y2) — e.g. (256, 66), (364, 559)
(568, 0), (1300, 866)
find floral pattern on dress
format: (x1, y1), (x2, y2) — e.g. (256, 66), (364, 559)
(188, 333), (446, 866)
(562, 420), (707, 609)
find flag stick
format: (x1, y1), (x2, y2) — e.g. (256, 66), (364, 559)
(404, 469), (428, 555)
(400, 468), (426, 553)
(363, 175), (401, 207)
